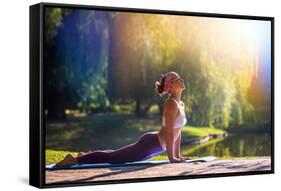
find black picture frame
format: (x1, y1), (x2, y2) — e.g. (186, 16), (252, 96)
(30, 2), (275, 188)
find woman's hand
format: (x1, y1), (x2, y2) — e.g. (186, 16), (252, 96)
(169, 157), (186, 163)
(178, 156), (192, 160)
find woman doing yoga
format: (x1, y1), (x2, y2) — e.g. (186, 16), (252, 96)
(55, 71), (191, 167)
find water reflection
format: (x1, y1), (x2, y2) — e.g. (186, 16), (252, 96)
(158, 133), (271, 158)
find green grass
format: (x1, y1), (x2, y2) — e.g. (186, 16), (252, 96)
(46, 150), (78, 165)
(46, 125), (226, 164)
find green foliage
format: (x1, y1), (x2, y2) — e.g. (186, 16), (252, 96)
(149, 104), (160, 113)
(180, 25), (259, 129)
(45, 7), (70, 42)
(44, 9), (269, 128)
(80, 73), (110, 113)
(112, 14), (182, 113)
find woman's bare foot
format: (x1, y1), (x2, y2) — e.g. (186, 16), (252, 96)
(77, 150), (93, 157)
(77, 152), (86, 157)
(54, 154), (78, 167)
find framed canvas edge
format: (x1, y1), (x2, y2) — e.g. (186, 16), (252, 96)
(29, 1), (275, 189)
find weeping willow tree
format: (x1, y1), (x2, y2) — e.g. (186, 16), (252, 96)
(174, 17), (262, 129)
(111, 13), (182, 116)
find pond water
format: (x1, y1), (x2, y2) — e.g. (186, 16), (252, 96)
(158, 133), (271, 158)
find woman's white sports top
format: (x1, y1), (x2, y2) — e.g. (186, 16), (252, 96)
(162, 98), (187, 129)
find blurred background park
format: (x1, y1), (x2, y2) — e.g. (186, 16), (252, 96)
(44, 7), (272, 164)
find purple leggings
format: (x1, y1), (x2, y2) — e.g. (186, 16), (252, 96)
(77, 132), (166, 164)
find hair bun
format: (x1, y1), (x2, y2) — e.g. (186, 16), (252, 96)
(154, 81), (161, 92)
(154, 77), (166, 96)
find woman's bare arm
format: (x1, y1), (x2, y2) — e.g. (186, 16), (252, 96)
(174, 132), (182, 158)
(174, 132), (192, 160)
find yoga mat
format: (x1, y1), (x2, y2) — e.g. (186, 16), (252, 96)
(46, 156), (216, 170)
